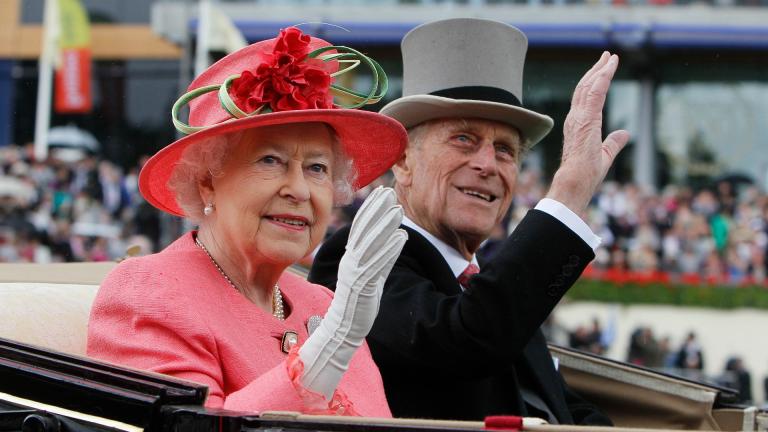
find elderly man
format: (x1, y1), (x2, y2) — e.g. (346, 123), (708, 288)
(309, 18), (628, 423)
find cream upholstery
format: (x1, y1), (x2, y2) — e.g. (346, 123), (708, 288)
(0, 262), (309, 357)
(0, 262), (115, 356)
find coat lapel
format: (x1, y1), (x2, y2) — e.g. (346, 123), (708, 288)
(400, 226), (463, 295)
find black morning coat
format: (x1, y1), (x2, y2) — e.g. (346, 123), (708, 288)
(308, 209), (613, 424)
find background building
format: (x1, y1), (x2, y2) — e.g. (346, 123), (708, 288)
(4, 0), (768, 192)
(0, 0), (180, 166)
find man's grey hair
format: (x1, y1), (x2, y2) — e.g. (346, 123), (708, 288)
(168, 125), (356, 223)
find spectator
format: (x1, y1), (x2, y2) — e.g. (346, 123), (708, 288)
(627, 326), (659, 367)
(652, 336), (674, 369)
(763, 373), (768, 407)
(720, 356), (753, 404)
(569, 325), (593, 352)
(588, 317), (607, 354)
(675, 331), (705, 372)
(569, 318), (607, 355)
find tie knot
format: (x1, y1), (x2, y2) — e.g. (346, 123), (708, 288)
(457, 263), (480, 289)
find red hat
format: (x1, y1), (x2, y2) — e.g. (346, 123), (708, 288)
(139, 27), (407, 217)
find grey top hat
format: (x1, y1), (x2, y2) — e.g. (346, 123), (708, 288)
(380, 18), (554, 149)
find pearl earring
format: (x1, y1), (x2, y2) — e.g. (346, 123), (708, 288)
(203, 203), (214, 216)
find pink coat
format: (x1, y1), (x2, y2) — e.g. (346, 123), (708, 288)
(87, 232), (391, 417)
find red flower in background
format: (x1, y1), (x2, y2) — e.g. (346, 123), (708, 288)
(229, 27), (334, 113)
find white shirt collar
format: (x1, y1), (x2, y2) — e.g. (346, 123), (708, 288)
(402, 216), (479, 279)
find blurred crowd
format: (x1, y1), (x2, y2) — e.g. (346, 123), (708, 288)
(639, 329), (761, 404)
(3, 144), (768, 291)
(551, 317), (766, 405)
(504, 168), (768, 288)
(0, 144), (160, 263)
(586, 178), (768, 286)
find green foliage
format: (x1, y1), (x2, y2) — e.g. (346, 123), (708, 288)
(567, 279), (768, 310)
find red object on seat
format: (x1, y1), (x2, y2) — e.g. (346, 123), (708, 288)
(485, 415), (523, 430)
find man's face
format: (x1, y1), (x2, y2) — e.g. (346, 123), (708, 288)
(394, 118), (522, 254)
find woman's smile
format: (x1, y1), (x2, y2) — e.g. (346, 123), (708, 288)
(265, 214), (310, 232)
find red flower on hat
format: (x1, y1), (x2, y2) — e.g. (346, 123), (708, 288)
(229, 27), (334, 113)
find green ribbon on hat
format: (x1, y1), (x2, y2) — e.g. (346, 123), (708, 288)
(171, 45), (388, 135)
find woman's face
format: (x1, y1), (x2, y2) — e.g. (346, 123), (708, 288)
(205, 122), (336, 267)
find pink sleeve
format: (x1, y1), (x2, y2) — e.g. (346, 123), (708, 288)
(224, 346), (358, 415)
(88, 264), (229, 407)
(87, 262), (358, 415)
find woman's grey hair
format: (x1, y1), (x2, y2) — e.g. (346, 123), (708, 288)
(168, 124), (356, 223)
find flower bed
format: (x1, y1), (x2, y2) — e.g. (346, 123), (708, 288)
(568, 275), (768, 309)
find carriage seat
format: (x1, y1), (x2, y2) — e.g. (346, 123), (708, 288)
(0, 262), (116, 356)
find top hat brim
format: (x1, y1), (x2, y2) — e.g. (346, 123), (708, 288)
(138, 109), (407, 218)
(379, 95), (554, 149)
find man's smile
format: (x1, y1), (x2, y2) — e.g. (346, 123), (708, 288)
(457, 187), (497, 203)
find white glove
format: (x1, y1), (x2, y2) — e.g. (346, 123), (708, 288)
(299, 186), (407, 399)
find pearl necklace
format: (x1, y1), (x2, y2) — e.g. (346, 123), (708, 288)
(195, 236), (285, 321)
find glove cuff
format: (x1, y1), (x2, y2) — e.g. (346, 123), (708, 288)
(287, 345), (360, 416)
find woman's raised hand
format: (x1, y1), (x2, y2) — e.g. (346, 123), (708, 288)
(299, 186), (407, 399)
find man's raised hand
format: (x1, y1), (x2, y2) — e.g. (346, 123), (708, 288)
(546, 52), (631, 217)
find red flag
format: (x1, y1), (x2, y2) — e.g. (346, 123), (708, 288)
(55, 47), (91, 113)
(54, 0), (91, 113)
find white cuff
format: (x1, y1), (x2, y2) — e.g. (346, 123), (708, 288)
(534, 198), (601, 251)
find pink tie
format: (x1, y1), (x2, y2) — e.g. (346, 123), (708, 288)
(457, 263), (480, 290)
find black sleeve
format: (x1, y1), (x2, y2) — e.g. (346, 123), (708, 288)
(310, 209), (595, 376)
(307, 228), (347, 290)
(559, 375), (614, 426)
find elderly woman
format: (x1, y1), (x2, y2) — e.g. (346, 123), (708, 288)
(87, 28), (407, 416)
